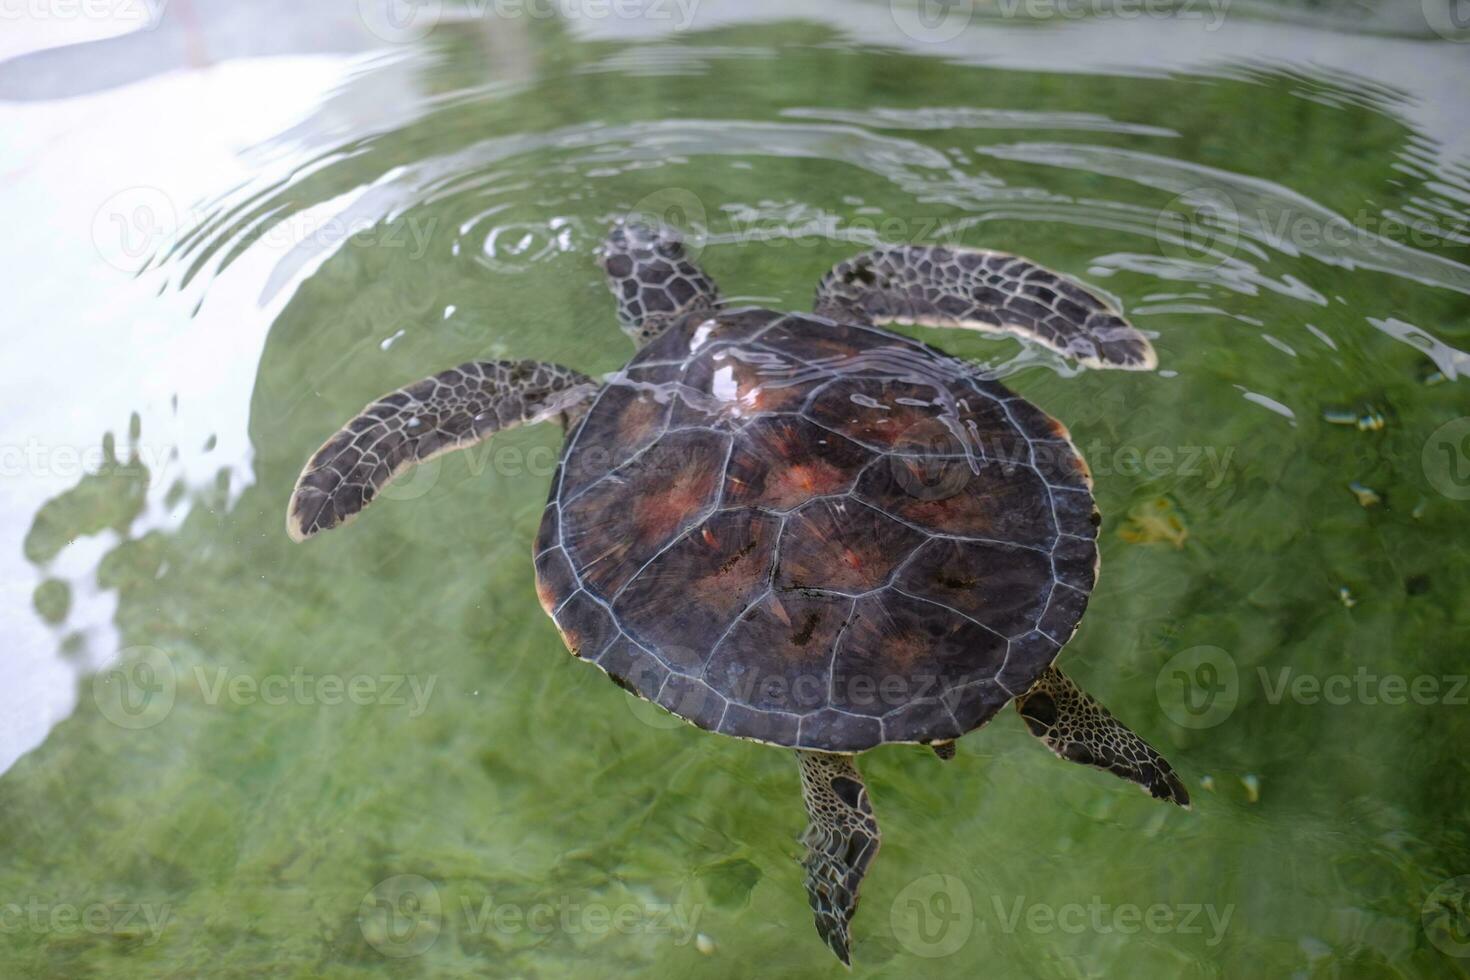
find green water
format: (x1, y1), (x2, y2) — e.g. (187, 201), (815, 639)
(3, 4), (1470, 978)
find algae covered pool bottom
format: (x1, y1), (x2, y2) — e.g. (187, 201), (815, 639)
(2, 2), (1469, 977)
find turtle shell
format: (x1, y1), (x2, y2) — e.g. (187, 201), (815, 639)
(533, 309), (1099, 752)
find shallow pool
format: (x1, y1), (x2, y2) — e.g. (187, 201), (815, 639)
(2, 2), (1469, 977)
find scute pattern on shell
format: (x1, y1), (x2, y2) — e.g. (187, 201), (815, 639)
(534, 309), (1100, 751)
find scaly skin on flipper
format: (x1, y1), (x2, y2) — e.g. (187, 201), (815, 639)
(287, 359), (595, 541)
(1016, 666), (1190, 808)
(796, 750), (880, 967)
(813, 245), (1155, 370)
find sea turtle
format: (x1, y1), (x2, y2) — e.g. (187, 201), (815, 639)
(286, 223), (1189, 965)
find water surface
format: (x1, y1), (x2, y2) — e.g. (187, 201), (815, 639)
(2, 3), (1469, 977)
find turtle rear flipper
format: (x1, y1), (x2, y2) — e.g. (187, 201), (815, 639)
(813, 245), (1155, 370)
(1017, 667), (1190, 808)
(796, 751), (881, 967)
(286, 360), (595, 541)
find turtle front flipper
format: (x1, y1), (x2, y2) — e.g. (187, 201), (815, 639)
(286, 360), (595, 541)
(813, 245), (1155, 370)
(1016, 667), (1190, 808)
(796, 750), (881, 966)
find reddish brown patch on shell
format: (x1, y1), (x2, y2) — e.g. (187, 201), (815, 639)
(856, 456), (1057, 547)
(775, 499), (926, 594)
(561, 427), (729, 595)
(723, 417), (868, 511)
(613, 509), (780, 664)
